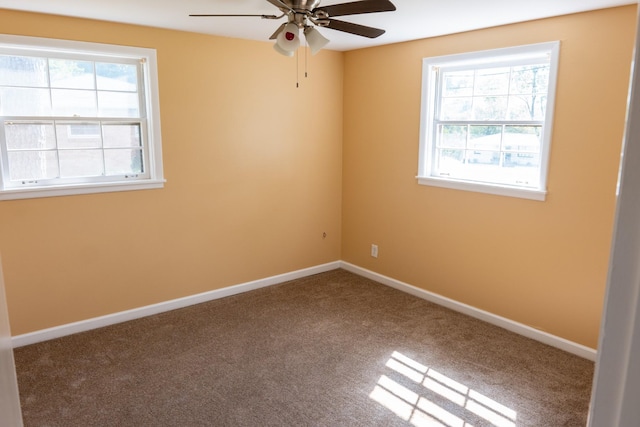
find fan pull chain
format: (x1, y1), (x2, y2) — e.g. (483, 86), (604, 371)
(293, 43), (309, 88)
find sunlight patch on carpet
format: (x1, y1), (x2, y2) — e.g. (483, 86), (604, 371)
(370, 351), (517, 427)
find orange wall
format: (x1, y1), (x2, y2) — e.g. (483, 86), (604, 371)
(342, 6), (636, 348)
(0, 6), (635, 349)
(0, 10), (344, 335)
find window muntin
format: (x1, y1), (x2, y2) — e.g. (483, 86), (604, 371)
(0, 36), (163, 200)
(418, 42), (560, 200)
(4, 120), (144, 183)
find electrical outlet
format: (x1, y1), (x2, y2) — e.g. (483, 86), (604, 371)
(371, 244), (378, 258)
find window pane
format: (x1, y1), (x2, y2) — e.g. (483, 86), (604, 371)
(98, 92), (139, 117)
(467, 153), (524, 185)
(5, 122), (56, 150)
(472, 96), (508, 121)
(507, 95), (547, 120)
(510, 64), (549, 95)
(467, 150), (500, 166)
(96, 63), (138, 92)
(68, 123), (101, 137)
(103, 124), (141, 148)
(503, 126), (541, 154)
(105, 148), (143, 175)
(437, 126), (542, 187)
(51, 89), (97, 116)
(507, 96), (533, 120)
(59, 150), (103, 177)
(500, 152), (540, 187)
(442, 71), (473, 97)
(0, 55), (48, 87)
(503, 151), (540, 169)
(435, 149), (464, 176)
(474, 67), (510, 95)
(440, 97), (472, 120)
(49, 59), (95, 89)
(469, 126), (502, 151)
(8, 151), (59, 181)
(56, 123), (102, 149)
(0, 87), (51, 116)
(438, 125), (467, 149)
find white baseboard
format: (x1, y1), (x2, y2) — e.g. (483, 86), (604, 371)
(12, 260), (598, 361)
(340, 261), (598, 361)
(11, 261), (341, 348)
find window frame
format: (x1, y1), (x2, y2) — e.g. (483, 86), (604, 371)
(0, 35), (164, 201)
(417, 42), (560, 201)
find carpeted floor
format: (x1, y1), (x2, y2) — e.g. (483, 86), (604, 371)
(14, 269), (594, 426)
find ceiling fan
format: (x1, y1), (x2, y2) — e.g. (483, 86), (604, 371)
(190, 0), (397, 56)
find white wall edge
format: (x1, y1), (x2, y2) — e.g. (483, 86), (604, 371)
(11, 261), (341, 348)
(340, 261), (597, 361)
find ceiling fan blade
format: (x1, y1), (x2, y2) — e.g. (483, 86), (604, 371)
(314, 0), (395, 18)
(325, 19), (385, 38)
(270, 23), (287, 40)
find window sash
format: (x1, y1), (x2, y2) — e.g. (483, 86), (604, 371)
(0, 117), (149, 188)
(0, 35), (163, 200)
(432, 121), (544, 185)
(418, 42), (560, 200)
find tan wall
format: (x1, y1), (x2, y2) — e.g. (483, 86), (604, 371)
(0, 10), (344, 335)
(0, 6), (635, 349)
(341, 6), (637, 349)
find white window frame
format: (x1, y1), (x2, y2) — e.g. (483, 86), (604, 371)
(417, 42), (560, 201)
(0, 35), (164, 201)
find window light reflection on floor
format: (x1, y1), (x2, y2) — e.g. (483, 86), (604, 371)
(369, 351), (517, 427)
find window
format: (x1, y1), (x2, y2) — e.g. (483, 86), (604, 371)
(418, 42), (560, 201)
(0, 35), (164, 200)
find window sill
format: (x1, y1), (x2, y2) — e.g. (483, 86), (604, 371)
(417, 176), (546, 201)
(0, 179), (166, 201)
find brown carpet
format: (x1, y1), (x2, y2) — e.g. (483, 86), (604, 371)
(14, 269), (594, 426)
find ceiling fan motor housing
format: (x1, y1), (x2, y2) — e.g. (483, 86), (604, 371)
(282, 0), (324, 28)
(284, 0), (322, 12)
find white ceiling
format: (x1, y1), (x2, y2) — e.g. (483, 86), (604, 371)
(0, 0), (636, 51)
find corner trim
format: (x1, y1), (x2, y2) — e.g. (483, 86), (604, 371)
(340, 261), (597, 361)
(11, 261), (341, 348)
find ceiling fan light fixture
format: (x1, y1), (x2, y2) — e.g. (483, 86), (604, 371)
(273, 43), (295, 57)
(191, 0), (397, 56)
(274, 22), (300, 56)
(304, 27), (330, 55)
